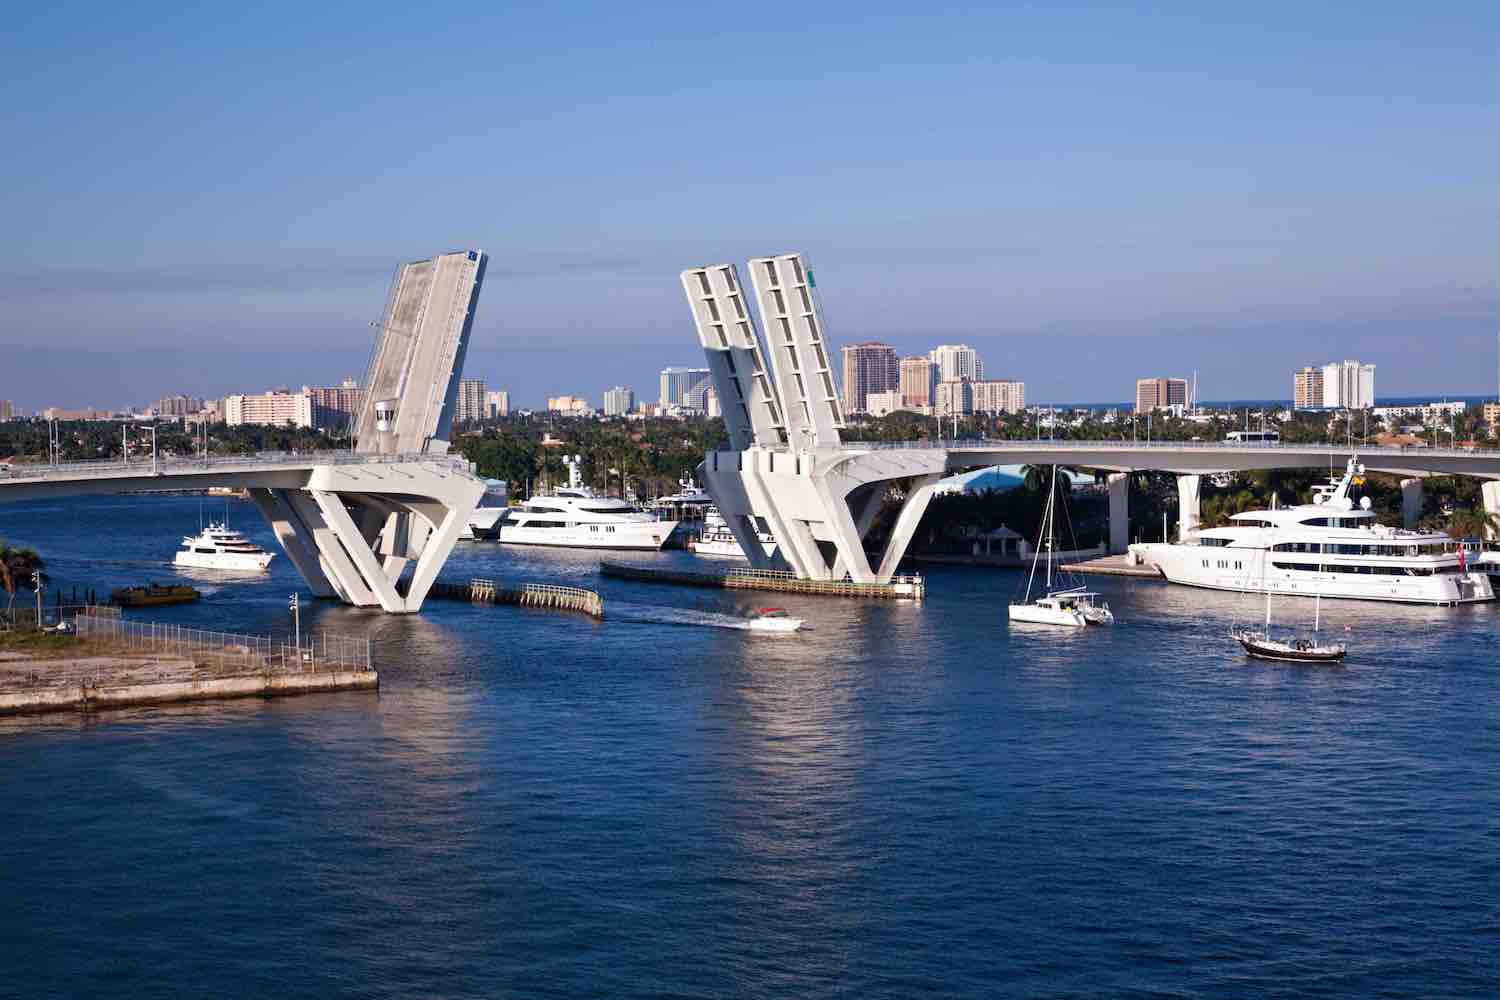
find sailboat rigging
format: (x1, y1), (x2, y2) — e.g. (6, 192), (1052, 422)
(1008, 466), (1114, 627)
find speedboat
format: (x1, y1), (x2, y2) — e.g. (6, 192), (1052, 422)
(744, 608), (805, 633)
(1232, 627), (1347, 663)
(174, 522), (274, 571)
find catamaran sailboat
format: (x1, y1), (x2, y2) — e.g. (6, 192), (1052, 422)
(1009, 468), (1114, 627)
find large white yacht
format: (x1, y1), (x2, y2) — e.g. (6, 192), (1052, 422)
(174, 522), (275, 572)
(1134, 458), (1493, 606)
(690, 506), (777, 559)
(464, 479), (509, 540)
(494, 461), (677, 550)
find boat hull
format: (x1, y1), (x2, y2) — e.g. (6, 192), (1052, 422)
(494, 521), (673, 550)
(174, 552), (274, 572)
(1008, 603), (1088, 627)
(1234, 635), (1347, 663)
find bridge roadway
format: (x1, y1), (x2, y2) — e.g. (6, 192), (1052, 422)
(703, 439), (1500, 585)
(0, 451), (483, 613)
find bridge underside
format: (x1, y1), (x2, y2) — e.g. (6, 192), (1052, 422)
(701, 446), (1500, 585)
(0, 462), (482, 613)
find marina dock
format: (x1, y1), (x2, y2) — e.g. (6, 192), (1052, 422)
(599, 562), (926, 600)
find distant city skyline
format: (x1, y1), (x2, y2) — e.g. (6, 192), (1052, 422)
(4, 5), (1498, 411)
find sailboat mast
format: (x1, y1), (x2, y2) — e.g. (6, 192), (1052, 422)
(1045, 468), (1055, 589)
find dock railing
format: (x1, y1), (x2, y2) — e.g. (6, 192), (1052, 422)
(72, 616), (371, 674)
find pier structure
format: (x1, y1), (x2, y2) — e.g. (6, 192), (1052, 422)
(0, 250), (489, 614)
(679, 254), (1500, 585)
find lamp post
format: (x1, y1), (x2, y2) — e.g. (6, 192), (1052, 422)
(289, 593), (300, 652)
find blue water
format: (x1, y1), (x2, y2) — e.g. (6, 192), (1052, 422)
(3, 495), (1499, 998)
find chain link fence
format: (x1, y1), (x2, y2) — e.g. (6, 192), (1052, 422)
(72, 615), (370, 674)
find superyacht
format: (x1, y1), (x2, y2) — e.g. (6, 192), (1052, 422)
(1134, 458), (1492, 605)
(494, 460), (677, 550)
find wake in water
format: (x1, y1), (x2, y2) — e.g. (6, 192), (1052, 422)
(608, 601), (804, 632)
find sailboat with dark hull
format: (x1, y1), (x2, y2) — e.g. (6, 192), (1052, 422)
(1231, 539), (1347, 664)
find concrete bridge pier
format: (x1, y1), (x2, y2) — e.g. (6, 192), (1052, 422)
(1177, 474), (1202, 542)
(1401, 478), (1424, 529)
(1108, 473), (1130, 552)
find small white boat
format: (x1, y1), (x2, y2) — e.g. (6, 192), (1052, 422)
(744, 607), (805, 633)
(1009, 593), (1088, 627)
(174, 522), (274, 572)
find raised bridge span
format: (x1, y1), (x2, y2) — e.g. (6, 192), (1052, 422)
(0, 249), (490, 613)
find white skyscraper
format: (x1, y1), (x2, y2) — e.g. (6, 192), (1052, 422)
(659, 367), (711, 407)
(1321, 360), (1376, 409)
(928, 344), (984, 383)
(603, 386), (635, 416)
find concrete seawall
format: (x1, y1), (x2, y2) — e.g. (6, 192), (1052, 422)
(0, 655), (378, 717)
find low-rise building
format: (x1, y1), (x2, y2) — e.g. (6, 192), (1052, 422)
(224, 390), (314, 428)
(486, 390), (510, 418)
(547, 395), (591, 417)
(865, 390), (903, 417)
(1371, 400), (1467, 427)
(972, 379), (1026, 415)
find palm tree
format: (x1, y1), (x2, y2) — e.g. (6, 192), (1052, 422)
(1447, 508), (1500, 541)
(0, 541), (44, 613)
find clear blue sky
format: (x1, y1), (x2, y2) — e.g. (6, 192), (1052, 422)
(3, 1), (1497, 410)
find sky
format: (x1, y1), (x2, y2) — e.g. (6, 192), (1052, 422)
(2, 1), (1498, 410)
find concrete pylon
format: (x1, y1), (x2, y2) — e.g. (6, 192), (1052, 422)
(1177, 474), (1202, 542)
(1482, 481), (1500, 539)
(250, 460), (483, 613)
(1107, 473), (1129, 553)
(1401, 478), (1424, 529)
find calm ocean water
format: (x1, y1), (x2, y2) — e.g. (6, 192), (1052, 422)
(2, 495), (1499, 998)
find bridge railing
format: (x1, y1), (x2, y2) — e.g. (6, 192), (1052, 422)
(832, 439), (1499, 458)
(0, 450), (471, 483)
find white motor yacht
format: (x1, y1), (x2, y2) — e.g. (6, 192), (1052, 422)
(174, 522), (275, 572)
(465, 479), (509, 540)
(1134, 457), (1493, 606)
(495, 459), (676, 550)
(690, 506), (778, 559)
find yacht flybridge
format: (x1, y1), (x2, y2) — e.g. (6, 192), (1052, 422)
(494, 456), (677, 551)
(1136, 457), (1493, 606)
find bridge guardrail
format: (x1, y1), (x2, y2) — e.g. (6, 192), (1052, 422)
(0, 450), (471, 483)
(831, 439), (1497, 458)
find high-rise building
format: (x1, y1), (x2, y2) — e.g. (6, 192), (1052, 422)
(486, 390), (510, 418)
(305, 378), (363, 430)
(152, 394), (205, 417)
(1135, 377), (1187, 414)
(1483, 403), (1500, 429)
(1321, 360), (1376, 409)
(704, 388), (721, 419)
(928, 344), (984, 383)
(659, 367), (711, 407)
(972, 380), (1026, 415)
(0, 400), (13, 421)
(1293, 366), (1324, 409)
(224, 390), (314, 428)
(455, 377), (487, 423)
(899, 356), (934, 410)
(682, 378), (717, 413)
(935, 379), (974, 418)
(547, 394), (591, 416)
(604, 387), (635, 416)
(840, 342), (900, 414)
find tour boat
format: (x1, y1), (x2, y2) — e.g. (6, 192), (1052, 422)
(174, 522), (275, 571)
(744, 608), (805, 633)
(1009, 467), (1112, 627)
(494, 460), (676, 551)
(1134, 457), (1493, 606)
(689, 505), (778, 559)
